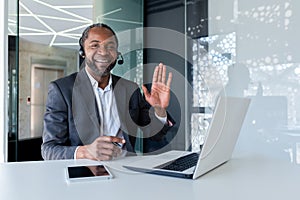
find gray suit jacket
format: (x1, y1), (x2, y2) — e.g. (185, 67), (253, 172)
(41, 69), (175, 160)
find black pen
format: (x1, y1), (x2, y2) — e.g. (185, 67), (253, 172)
(112, 142), (122, 148)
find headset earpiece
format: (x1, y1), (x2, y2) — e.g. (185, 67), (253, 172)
(79, 46), (85, 57)
(117, 52), (124, 65)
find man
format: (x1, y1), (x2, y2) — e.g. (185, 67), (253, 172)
(41, 23), (175, 161)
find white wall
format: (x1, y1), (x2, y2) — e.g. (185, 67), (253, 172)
(208, 0), (300, 163)
(0, 0), (8, 163)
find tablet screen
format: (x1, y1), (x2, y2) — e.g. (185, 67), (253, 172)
(67, 165), (113, 181)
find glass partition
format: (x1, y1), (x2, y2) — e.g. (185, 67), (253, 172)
(7, 0), (18, 161)
(7, 0), (300, 163)
(191, 0), (300, 164)
(0, 0), (11, 162)
(8, 0), (144, 161)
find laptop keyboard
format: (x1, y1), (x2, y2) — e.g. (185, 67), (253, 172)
(160, 153), (199, 172)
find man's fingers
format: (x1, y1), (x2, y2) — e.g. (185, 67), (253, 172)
(96, 136), (125, 145)
(153, 63), (171, 85)
(96, 141), (114, 149)
(157, 64), (163, 82)
(110, 136), (126, 144)
(161, 64), (167, 84)
(142, 85), (151, 99)
(86, 136), (125, 161)
(166, 72), (173, 88)
(152, 66), (159, 83)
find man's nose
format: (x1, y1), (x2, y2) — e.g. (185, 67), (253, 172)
(97, 45), (108, 55)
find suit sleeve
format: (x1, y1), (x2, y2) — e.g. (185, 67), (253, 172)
(41, 82), (77, 160)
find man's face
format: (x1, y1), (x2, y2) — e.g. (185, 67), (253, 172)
(83, 27), (118, 78)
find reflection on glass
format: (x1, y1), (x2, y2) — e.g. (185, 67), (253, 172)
(190, 0), (300, 162)
(191, 32), (236, 149)
(191, 113), (211, 152)
(192, 32), (236, 108)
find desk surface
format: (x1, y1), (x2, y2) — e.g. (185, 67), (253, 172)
(0, 149), (299, 200)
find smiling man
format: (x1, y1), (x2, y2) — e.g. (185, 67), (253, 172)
(41, 23), (175, 161)
(82, 25), (119, 86)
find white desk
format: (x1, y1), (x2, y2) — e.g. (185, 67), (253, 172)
(0, 149), (299, 200)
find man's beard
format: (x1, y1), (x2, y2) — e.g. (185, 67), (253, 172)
(85, 59), (117, 78)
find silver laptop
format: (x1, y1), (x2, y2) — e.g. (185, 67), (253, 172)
(123, 96), (251, 179)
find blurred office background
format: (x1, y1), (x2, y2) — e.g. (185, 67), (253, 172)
(1, 0), (299, 164)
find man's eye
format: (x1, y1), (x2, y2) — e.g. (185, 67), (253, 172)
(90, 44), (99, 49)
(106, 45), (116, 50)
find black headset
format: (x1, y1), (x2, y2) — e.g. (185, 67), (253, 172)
(78, 45), (85, 57)
(117, 52), (124, 65)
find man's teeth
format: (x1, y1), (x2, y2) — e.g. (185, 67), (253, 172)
(96, 60), (108, 63)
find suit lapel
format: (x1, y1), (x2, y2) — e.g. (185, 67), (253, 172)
(112, 75), (127, 131)
(72, 69), (100, 144)
(112, 75), (135, 152)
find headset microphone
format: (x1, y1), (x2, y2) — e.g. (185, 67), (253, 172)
(117, 52), (124, 65)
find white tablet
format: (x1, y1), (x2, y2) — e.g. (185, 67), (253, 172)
(66, 164), (113, 182)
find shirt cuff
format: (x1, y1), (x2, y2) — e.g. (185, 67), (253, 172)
(74, 146), (79, 160)
(155, 112), (167, 124)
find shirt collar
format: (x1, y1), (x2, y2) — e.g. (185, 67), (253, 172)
(85, 67), (113, 91)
